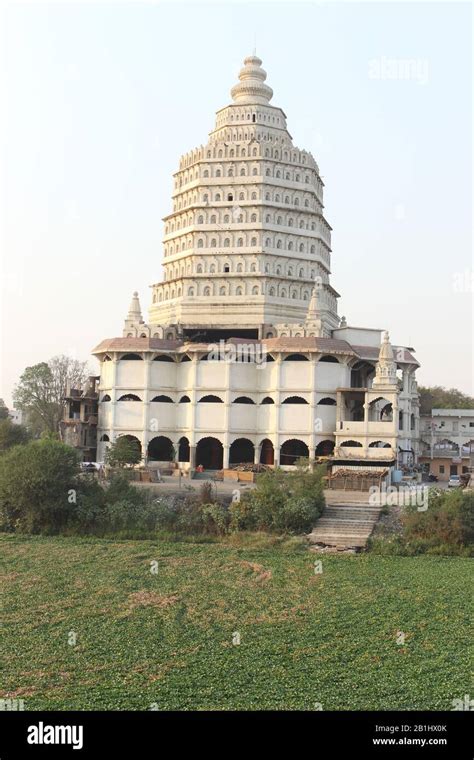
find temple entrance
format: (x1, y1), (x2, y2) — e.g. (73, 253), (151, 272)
(315, 440), (335, 457)
(178, 436), (190, 462)
(280, 439), (309, 465)
(229, 438), (254, 465)
(259, 438), (274, 465)
(196, 437), (223, 470)
(148, 436), (174, 461)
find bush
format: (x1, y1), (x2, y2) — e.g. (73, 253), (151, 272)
(0, 439), (80, 532)
(230, 460), (325, 534)
(369, 488), (473, 556)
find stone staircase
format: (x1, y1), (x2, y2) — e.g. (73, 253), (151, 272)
(308, 500), (382, 550)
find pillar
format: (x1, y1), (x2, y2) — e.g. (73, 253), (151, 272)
(223, 444), (230, 469)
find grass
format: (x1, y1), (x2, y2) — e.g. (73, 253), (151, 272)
(1, 532), (472, 710)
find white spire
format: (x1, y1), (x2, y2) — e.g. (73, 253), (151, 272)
(127, 291), (143, 323)
(230, 55), (273, 105)
(373, 331), (397, 388)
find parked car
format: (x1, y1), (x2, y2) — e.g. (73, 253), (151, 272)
(80, 462), (99, 473)
(448, 475), (461, 488)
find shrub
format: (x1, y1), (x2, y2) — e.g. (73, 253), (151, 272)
(230, 460), (325, 534)
(200, 503), (230, 535)
(0, 439), (80, 532)
(370, 488), (473, 556)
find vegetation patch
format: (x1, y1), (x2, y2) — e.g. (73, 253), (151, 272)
(1, 533), (471, 711)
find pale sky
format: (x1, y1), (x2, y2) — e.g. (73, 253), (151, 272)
(1, 0), (472, 406)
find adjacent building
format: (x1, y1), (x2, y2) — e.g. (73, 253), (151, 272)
(60, 377), (99, 462)
(419, 409), (474, 481)
(93, 55), (420, 471)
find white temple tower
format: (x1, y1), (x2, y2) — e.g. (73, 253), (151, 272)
(146, 55), (339, 339)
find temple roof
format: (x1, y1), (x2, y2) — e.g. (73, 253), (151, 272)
(92, 335), (387, 359)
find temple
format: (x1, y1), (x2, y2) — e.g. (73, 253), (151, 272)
(92, 55), (420, 471)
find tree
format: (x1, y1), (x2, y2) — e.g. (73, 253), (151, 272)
(13, 355), (89, 435)
(419, 386), (474, 415)
(0, 419), (30, 452)
(0, 399), (9, 420)
(105, 437), (142, 469)
(0, 439), (80, 532)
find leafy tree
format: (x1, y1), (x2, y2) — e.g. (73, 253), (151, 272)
(0, 439), (80, 532)
(0, 399), (9, 420)
(105, 437), (142, 468)
(419, 386), (474, 415)
(13, 355), (89, 435)
(0, 419), (30, 452)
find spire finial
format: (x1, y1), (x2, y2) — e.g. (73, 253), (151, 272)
(230, 54), (273, 105)
(126, 291), (143, 323)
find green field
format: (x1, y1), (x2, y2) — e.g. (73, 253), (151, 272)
(1, 533), (472, 710)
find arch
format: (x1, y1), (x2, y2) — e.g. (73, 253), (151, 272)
(280, 439), (309, 465)
(282, 396), (308, 404)
(369, 441), (392, 448)
(180, 354), (192, 362)
(196, 436), (223, 470)
(229, 438), (255, 465)
(198, 394), (224, 403)
(319, 355), (339, 363)
(178, 436), (190, 462)
(100, 433), (110, 442)
(148, 436), (174, 461)
(350, 360), (376, 388)
(151, 395), (173, 403)
(233, 396), (255, 404)
(318, 397), (336, 406)
(284, 353), (309, 361)
(259, 438), (274, 465)
(153, 354), (174, 362)
(117, 393), (141, 401)
(103, 355), (112, 362)
(101, 394), (111, 402)
(369, 397), (393, 421)
(261, 396), (275, 405)
(341, 440), (363, 447)
(179, 394), (191, 403)
(120, 353), (142, 361)
(315, 440), (335, 456)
